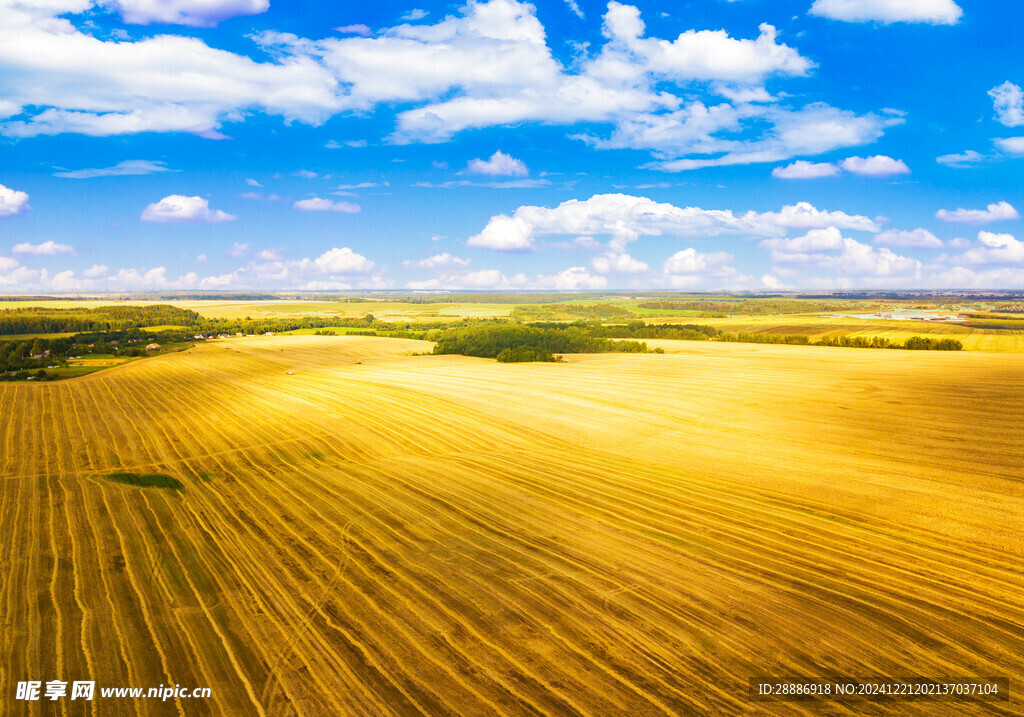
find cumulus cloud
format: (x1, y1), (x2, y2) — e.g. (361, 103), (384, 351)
(928, 266), (1024, 289)
(760, 227), (844, 258)
(0, 0), (893, 170)
(407, 265), (607, 291)
(467, 194), (879, 252)
(314, 247), (375, 273)
(610, 103), (897, 171)
(958, 231), (1024, 265)
(936, 150), (984, 168)
(83, 263), (108, 277)
(831, 240), (921, 277)
(839, 155), (910, 176)
(466, 150), (528, 176)
(663, 248), (734, 275)
(0, 0), (342, 139)
(0, 183), (30, 217)
(226, 242), (250, 257)
(873, 228), (943, 248)
(0, 256), (19, 272)
(994, 137), (1024, 155)
(293, 197), (361, 212)
(592, 252), (650, 274)
(989, 82), (1024, 127)
(935, 201), (1019, 224)
(12, 240), (76, 255)
(772, 160), (840, 179)
(106, 0), (270, 27)
(402, 253), (471, 269)
(141, 195), (236, 223)
(54, 159), (176, 179)
(759, 227), (921, 280)
(809, 0), (962, 25)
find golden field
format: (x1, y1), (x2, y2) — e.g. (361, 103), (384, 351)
(1, 335), (1022, 715)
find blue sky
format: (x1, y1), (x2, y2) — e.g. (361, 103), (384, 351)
(0, 0), (1022, 292)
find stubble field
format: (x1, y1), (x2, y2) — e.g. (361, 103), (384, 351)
(1, 335), (1022, 715)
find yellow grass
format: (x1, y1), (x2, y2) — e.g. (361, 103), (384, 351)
(1, 336), (1022, 714)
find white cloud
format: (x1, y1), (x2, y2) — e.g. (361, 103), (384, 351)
(553, 235), (603, 250)
(54, 159), (175, 178)
(760, 274), (792, 290)
(240, 192), (282, 201)
(467, 214), (535, 250)
(82, 263), (108, 277)
(466, 150), (528, 176)
(105, 0), (269, 27)
(772, 160), (840, 179)
(407, 265), (607, 291)
(226, 242), (250, 257)
(839, 155), (910, 176)
(110, 266), (201, 290)
(929, 266), (1024, 289)
(0, 0), (892, 172)
(402, 253), (471, 269)
(873, 228), (943, 248)
(0, 183), (31, 217)
(294, 197), (361, 212)
(809, 0), (962, 25)
(313, 247), (375, 274)
(0, 100), (20, 119)
(935, 201), (1019, 224)
(663, 248), (734, 275)
(245, 178), (262, 186)
(467, 194), (879, 253)
(936, 150), (984, 168)
(832, 240), (921, 277)
(958, 231), (1024, 265)
(989, 82), (1024, 127)
(141, 195), (236, 223)
(335, 24), (373, 37)
(416, 178), (551, 189)
(0, 257), (18, 272)
(760, 227), (845, 256)
(592, 252), (650, 274)
(760, 227), (921, 280)
(994, 137), (1024, 155)
(636, 104), (896, 171)
(0, 1), (342, 139)
(400, 8), (428, 21)
(596, 7), (811, 83)
(12, 240), (76, 255)
(257, 248), (283, 260)
(293, 169), (318, 178)
(334, 181), (388, 191)
(756, 202), (880, 232)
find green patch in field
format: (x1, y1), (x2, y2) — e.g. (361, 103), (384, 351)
(200, 472), (215, 482)
(105, 472), (184, 490)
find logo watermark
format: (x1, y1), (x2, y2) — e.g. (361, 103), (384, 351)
(16, 680), (211, 702)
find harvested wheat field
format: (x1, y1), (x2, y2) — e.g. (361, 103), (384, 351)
(1, 335), (1022, 715)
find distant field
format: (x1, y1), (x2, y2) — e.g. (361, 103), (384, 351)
(3, 298), (1023, 351)
(643, 314), (1024, 352)
(2, 335), (1022, 714)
